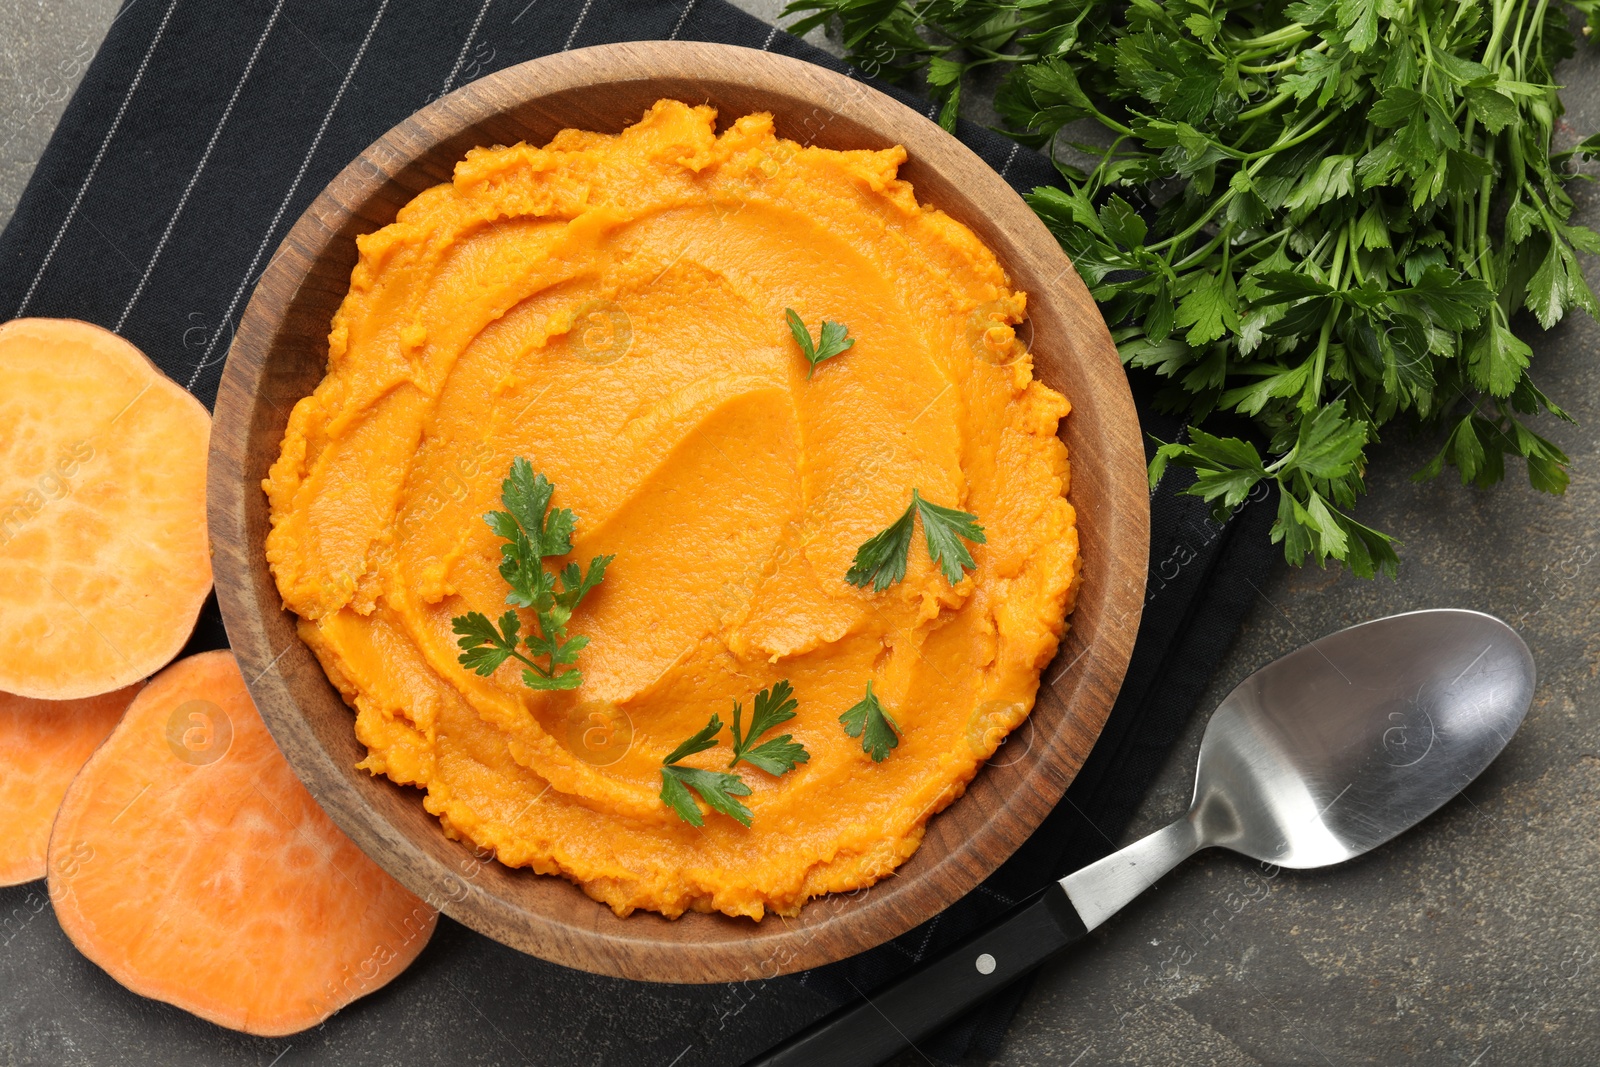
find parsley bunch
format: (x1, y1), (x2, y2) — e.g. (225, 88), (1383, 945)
(785, 0), (1600, 576)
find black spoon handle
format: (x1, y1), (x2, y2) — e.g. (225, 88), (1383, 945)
(743, 885), (1087, 1067)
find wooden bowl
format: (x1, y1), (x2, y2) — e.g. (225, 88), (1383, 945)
(208, 41), (1148, 983)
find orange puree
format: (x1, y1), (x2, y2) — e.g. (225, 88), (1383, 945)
(264, 99), (1080, 920)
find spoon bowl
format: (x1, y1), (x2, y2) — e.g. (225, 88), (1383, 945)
(1192, 608), (1534, 868)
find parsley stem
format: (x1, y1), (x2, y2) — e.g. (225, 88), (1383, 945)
(1302, 230), (1348, 411)
(1507, 0), (1541, 67)
(1456, 114), (1475, 272)
(1417, 7), (1435, 97)
(1236, 87), (1294, 122)
(1483, 0), (1516, 65)
(967, 47), (1038, 65)
(1225, 23), (1310, 55)
(1237, 110), (1338, 162)
(489, 638), (556, 679)
(1238, 41), (1324, 75)
(1173, 221), (1235, 274)
(1090, 112), (1135, 138)
(1346, 221), (1366, 287)
(1477, 137), (1498, 288)
(1085, 134), (1131, 197)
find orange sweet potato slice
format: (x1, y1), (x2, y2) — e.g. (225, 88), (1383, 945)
(49, 651), (437, 1035)
(0, 318), (212, 699)
(0, 683), (142, 886)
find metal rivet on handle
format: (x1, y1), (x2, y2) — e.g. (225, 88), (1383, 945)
(975, 953), (996, 975)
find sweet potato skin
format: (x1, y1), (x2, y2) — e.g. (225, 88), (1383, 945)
(48, 650), (437, 1036)
(0, 684), (142, 886)
(0, 318), (212, 699)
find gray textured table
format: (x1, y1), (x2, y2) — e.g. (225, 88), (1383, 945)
(4, 2), (1598, 1064)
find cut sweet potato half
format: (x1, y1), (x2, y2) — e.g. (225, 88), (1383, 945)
(0, 318), (212, 699)
(0, 683), (142, 886)
(49, 651), (437, 1035)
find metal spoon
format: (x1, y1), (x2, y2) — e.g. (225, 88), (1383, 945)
(750, 609), (1535, 1067)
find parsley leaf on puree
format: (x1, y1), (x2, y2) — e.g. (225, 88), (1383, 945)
(839, 681), (901, 763)
(660, 714), (755, 827)
(452, 460), (612, 691)
(728, 680), (810, 776)
(785, 308), (855, 378)
(845, 489), (986, 591)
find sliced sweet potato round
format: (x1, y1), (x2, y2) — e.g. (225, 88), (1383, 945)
(48, 651), (437, 1036)
(0, 683), (142, 886)
(0, 317), (212, 699)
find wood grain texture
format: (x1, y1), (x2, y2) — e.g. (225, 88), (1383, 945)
(206, 41), (1148, 984)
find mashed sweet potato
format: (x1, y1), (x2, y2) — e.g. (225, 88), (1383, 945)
(264, 99), (1079, 920)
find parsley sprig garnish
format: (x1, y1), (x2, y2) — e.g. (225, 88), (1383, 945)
(452, 459), (613, 691)
(658, 681), (812, 826)
(784, 308), (855, 378)
(783, 0), (1600, 577)
(840, 681), (901, 763)
(659, 714), (755, 828)
(845, 489), (986, 591)
(727, 680), (810, 775)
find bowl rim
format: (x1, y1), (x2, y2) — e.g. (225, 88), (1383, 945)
(208, 39), (1148, 983)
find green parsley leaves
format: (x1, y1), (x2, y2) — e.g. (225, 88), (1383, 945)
(844, 501), (915, 592)
(845, 489), (986, 591)
(839, 681), (901, 763)
(787, 0), (1600, 577)
(728, 680), (810, 775)
(784, 308), (855, 378)
(452, 460), (612, 690)
(659, 714), (754, 828)
(657, 677), (908, 821)
(659, 681), (809, 826)
(914, 493), (987, 583)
